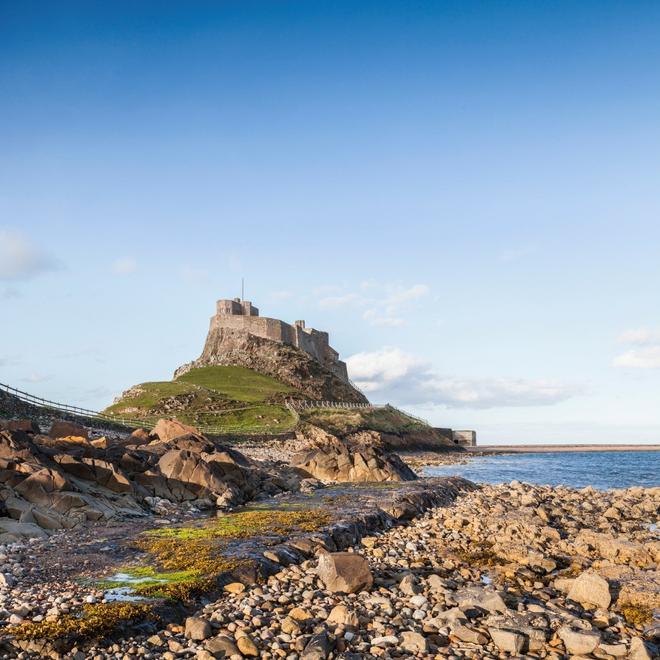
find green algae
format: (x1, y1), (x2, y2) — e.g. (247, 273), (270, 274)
(143, 508), (331, 541)
(126, 507), (332, 603)
(7, 603), (154, 643)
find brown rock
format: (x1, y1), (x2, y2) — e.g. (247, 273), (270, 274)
(49, 420), (89, 440)
(6, 420), (40, 434)
(558, 626), (600, 655)
(205, 636), (240, 657)
(326, 604), (359, 627)
(317, 552), (373, 593)
(151, 419), (202, 443)
(567, 571), (611, 610)
(293, 442), (416, 483)
(129, 428), (150, 444)
(236, 635), (258, 656)
(184, 616), (212, 641)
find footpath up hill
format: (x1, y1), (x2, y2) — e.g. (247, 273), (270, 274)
(104, 365), (297, 433)
(104, 366), (452, 449)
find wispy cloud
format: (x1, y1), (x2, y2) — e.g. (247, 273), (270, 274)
(0, 229), (59, 281)
(112, 256), (138, 275)
(317, 281), (430, 327)
(362, 309), (405, 327)
(179, 265), (210, 285)
(347, 347), (580, 409)
(269, 290), (294, 301)
(318, 293), (362, 310)
(613, 326), (660, 368)
(613, 346), (660, 369)
(1, 287), (20, 300)
(497, 244), (536, 264)
(617, 327), (660, 345)
(20, 373), (52, 384)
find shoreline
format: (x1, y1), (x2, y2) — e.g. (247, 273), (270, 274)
(4, 478), (657, 658)
(469, 444), (660, 454)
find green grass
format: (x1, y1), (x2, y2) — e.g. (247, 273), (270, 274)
(103, 366), (296, 434)
(183, 404), (294, 433)
(104, 381), (198, 414)
(177, 365), (292, 402)
(301, 405), (429, 436)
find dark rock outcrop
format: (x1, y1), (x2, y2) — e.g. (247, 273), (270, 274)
(0, 419), (303, 539)
(175, 331), (367, 404)
(293, 442), (417, 483)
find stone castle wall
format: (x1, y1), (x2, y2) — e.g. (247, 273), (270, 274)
(206, 300), (349, 382)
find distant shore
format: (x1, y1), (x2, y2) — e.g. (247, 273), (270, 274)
(469, 444), (660, 454)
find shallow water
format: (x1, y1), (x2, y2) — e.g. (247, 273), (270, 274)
(425, 450), (660, 489)
(101, 572), (165, 602)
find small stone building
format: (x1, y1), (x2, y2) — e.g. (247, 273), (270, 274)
(452, 430), (477, 447)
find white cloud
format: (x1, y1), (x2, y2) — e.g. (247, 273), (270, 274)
(270, 290), (294, 301)
(347, 348), (423, 389)
(317, 281), (430, 327)
(112, 256), (138, 275)
(318, 293), (362, 310)
(179, 266), (210, 284)
(617, 327), (660, 345)
(20, 373), (52, 384)
(613, 326), (660, 368)
(613, 346), (660, 369)
(362, 309), (405, 327)
(347, 347), (579, 409)
(385, 284), (430, 305)
(0, 229), (58, 281)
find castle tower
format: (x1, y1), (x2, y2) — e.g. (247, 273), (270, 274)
(206, 298), (349, 382)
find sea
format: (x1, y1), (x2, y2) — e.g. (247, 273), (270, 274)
(425, 450), (660, 490)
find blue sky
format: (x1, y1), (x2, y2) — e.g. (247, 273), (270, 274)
(2, 1), (660, 443)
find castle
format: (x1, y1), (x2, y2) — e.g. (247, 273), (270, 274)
(205, 298), (350, 382)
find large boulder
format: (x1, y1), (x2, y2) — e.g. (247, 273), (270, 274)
(14, 467), (70, 505)
(567, 571), (611, 610)
(151, 419), (202, 443)
(49, 420), (89, 440)
(6, 420), (40, 434)
(293, 443), (416, 483)
(317, 552), (373, 594)
(157, 449), (249, 502)
(0, 430), (38, 461)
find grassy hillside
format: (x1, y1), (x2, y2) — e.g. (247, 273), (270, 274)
(299, 405), (430, 436)
(104, 366), (446, 444)
(104, 366), (296, 434)
(177, 366), (292, 402)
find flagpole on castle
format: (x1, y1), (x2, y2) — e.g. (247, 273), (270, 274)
(241, 278), (244, 302)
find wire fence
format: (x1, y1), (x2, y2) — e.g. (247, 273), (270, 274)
(287, 399), (380, 411)
(287, 399), (432, 426)
(0, 382), (293, 436)
(0, 381), (432, 434)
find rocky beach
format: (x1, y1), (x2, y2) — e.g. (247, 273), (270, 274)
(0, 413), (658, 659)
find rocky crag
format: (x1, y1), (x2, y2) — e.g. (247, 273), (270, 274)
(0, 416), (418, 542)
(175, 331), (367, 404)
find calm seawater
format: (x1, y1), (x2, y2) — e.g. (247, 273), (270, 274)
(425, 451), (660, 489)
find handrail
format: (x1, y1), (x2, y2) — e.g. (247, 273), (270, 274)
(0, 381), (432, 434)
(287, 399), (431, 426)
(0, 382), (294, 436)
